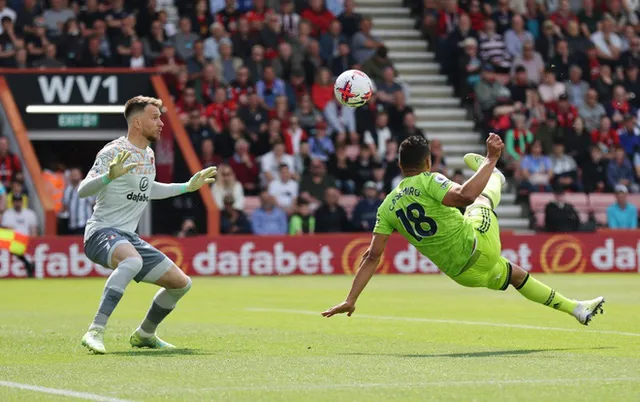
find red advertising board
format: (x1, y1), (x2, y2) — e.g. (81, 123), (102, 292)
(1, 232), (639, 278)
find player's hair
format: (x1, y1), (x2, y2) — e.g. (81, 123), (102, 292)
(123, 96), (163, 121)
(399, 135), (430, 170)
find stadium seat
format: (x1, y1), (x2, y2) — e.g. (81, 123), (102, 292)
(534, 212), (545, 228)
(529, 193), (555, 213)
(588, 194), (616, 213)
(594, 212), (608, 226)
(563, 193), (588, 210)
(628, 195), (640, 209)
(340, 195), (359, 218)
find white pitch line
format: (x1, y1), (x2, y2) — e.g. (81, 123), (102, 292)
(245, 308), (640, 337)
(0, 381), (132, 402)
(199, 377), (640, 392)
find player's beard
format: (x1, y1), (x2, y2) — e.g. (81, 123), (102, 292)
(143, 129), (161, 143)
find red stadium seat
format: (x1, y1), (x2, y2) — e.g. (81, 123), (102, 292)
(594, 212), (608, 226)
(535, 212), (545, 228)
(529, 193), (555, 213)
(563, 193), (588, 210)
(628, 195), (640, 209)
(588, 194), (616, 213)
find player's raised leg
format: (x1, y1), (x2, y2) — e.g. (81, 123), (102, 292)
(509, 262), (605, 325)
(82, 242), (143, 354)
(130, 266), (192, 349)
(463, 152), (505, 209)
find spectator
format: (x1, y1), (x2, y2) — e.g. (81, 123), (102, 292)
(122, 40), (150, 69)
(32, 42), (65, 68)
(301, 0), (335, 37)
(0, 16), (17, 65)
(327, 145), (356, 195)
(58, 19), (83, 64)
(26, 16), (50, 63)
(607, 85), (632, 127)
(607, 147), (637, 192)
(0, 0), (15, 34)
(351, 16), (382, 64)
(300, 159), (337, 205)
(217, 0), (242, 33)
(507, 65), (531, 104)
(238, 92), (269, 139)
(564, 116), (592, 166)
(319, 19), (344, 62)
(154, 42), (185, 91)
(273, 41), (302, 83)
(492, 0), (514, 35)
(283, 115), (308, 155)
(584, 42), (602, 82)
(176, 218), (198, 238)
(260, 12), (283, 53)
(250, 192), (288, 235)
(2, 193), (37, 236)
(430, 139), (448, 177)
(143, 20), (166, 61)
(246, 44), (266, 81)
(623, 64), (640, 109)
(594, 64), (618, 105)
(268, 164), (299, 212)
(364, 111), (392, 161)
(353, 145), (375, 193)
(550, 142), (580, 191)
(504, 114), (534, 166)
(303, 39), (325, 86)
(590, 14), (622, 63)
(174, 17), (200, 61)
(219, 195), (252, 233)
(186, 40), (209, 81)
(228, 139), (259, 194)
(309, 121), (335, 161)
(549, 39), (572, 82)
(619, 114), (640, 158)
(550, 0), (578, 33)
(289, 198), (315, 235)
(278, 0), (300, 38)
(203, 22), (225, 61)
(314, 187), (350, 232)
(212, 164), (245, 210)
(228, 66), (256, 105)
(261, 140), (295, 185)
(231, 17), (256, 62)
(256, 65), (286, 110)
(478, 19), (512, 75)
(565, 20), (591, 57)
(206, 87), (236, 135)
(505, 14), (534, 58)
(338, 0), (362, 39)
(61, 167), (94, 235)
(43, 0), (73, 37)
(442, 12), (476, 80)
(458, 37), (482, 101)
(294, 141), (313, 176)
(352, 181), (381, 232)
(200, 138), (224, 169)
(553, 93), (579, 129)
(194, 63), (221, 105)
(538, 68), (566, 104)
(330, 39), (355, 77)
(621, 36), (640, 70)
(157, 10), (176, 38)
(591, 116), (620, 153)
(295, 94), (323, 134)
(583, 146), (610, 193)
(564, 65), (590, 108)
(607, 184), (638, 229)
(544, 186), (580, 232)
(398, 111), (425, 143)
(15, 0), (38, 37)
(520, 140), (553, 193)
(526, 89), (547, 130)
(176, 86), (205, 125)
(577, 0), (601, 37)
(113, 15), (136, 66)
(362, 46), (396, 86)
(579, 89), (607, 133)
(190, 0), (213, 37)
(6, 178), (27, 210)
(536, 20), (560, 63)
(475, 64), (509, 124)
(0, 136), (20, 188)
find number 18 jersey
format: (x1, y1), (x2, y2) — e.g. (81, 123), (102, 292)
(373, 172), (476, 276)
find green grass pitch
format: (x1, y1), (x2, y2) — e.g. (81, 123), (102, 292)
(1, 274), (639, 401)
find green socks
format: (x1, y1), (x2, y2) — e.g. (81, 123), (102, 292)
(481, 174), (502, 209)
(516, 274), (578, 314)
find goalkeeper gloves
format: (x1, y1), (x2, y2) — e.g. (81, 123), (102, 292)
(103, 151), (139, 183)
(185, 166), (217, 192)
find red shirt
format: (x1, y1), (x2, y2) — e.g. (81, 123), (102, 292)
(283, 128), (308, 155)
(468, 12), (485, 31)
(227, 81), (255, 104)
(228, 153), (259, 186)
(199, 78), (220, 105)
(437, 8), (463, 36)
(550, 104), (578, 128)
(591, 128), (620, 148)
(588, 57), (601, 81)
(311, 84), (334, 111)
(176, 99), (205, 117)
(550, 12), (577, 32)
(205, 101), (237, 130)
(154, 56), (185, 89)
(301, 8), (335, 36)
(0, 153), (21, 187)
(246, 8), (273, 25)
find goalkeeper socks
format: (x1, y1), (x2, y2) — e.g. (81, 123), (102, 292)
(89, 257), (143, 330)
(481, 174), (502, 209)
(138, 278), (192, 336)
(516, 273), (578, 314)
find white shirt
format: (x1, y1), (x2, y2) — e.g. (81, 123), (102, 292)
(130, 56), (146, 68)
(260, 152), (295, 184)
(2, 207), (37, 236)
(538, 82), (566, 103)
(590, 31), (623, 58)
(286, 128), (306, 155)
(268, 179), (299, 209)
(83, 136), (156, 242)
(211, 181), (245, 210)
(364, 126), (392, 160)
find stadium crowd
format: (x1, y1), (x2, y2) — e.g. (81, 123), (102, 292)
(0, 0), (638, 234)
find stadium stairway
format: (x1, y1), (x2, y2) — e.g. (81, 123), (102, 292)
(357, 0), (528, 231)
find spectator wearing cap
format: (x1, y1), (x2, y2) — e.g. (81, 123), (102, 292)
(2, 192), (37, 236)
(289, 198), (315, 235)
(478, 19), (512, 75)
(330, 39), (355, 77)
(592, 116), (620, 153)
(536, 111), (565, 157)
(564, 65), (590, 108)
(492, 0), (514, 35)
(273, 41), (302, 83)
(579, 89), (607, 133)
(618, 114), (640, 158)
(511, 40), (544, 85)
(309, 121), (335, 162)
(550, 142), (580, 191)
(519, 140), (553, 193)
(544, 186), (580, 232)
(319, 19), (345, 63)
(536, 20), (560, 63)
(590, 15), (622, 63)
(268, 164), (299, 213)
(250, 192), (288, 235)
(351, 16), (383, 64)
(228, 139), (259, 194)
(300, 159), (337, 205)
(256, 65), (286, 110)
(352, 181), (381, 232)
(505, 14), (534, 58)
(608, 147), (637, 192)
(506, 65), (530, 104)
(220, 194), (252, 235)
(315, 187), (350, 232)
(338, 0), (361, 39)
(607, 184), (638, 229)
(362, 46), (396, 85)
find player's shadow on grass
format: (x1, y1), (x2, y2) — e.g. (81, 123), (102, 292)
(108, 348), (213, 357)
(346, 347), (614, 359)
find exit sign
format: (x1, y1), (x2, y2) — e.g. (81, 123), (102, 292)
(58, 114), (99, 128)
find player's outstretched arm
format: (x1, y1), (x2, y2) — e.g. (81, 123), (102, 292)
(150, 167), (217, 200)
(321, 233), (390, 318)
(78, 151), (139, 198)
(441, 133), (504, 208)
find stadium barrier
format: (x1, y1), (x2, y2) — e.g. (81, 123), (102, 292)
(1, 232), (639, 278)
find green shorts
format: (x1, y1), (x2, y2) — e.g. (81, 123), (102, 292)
(449, 205), (512, 291)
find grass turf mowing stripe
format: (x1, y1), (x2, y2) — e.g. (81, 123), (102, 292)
(246, 308), (640, 337)
(0, 381), (132, 402)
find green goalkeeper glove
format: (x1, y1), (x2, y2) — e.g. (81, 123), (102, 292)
(104, 151), (139, 183)
(185, 166), (217, 192)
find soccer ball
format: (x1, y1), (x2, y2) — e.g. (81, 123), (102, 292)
(334, 69), (374, 108)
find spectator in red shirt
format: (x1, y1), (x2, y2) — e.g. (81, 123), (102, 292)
(206, 87), (236, 133)
(228, 138), (260, 195)
(311, 67), (334, 112)
(283, 115), (308, 155)
(467, 0), (485, 32)
(301, 0), (336, 37)
(0, 137), (21, 188)
(591, 116), (620, 153)
(586, 43), (601, 82)
(607, 85), (632, 128)
(245, 0), (272, 27)
(552, 93), (578, 129)
(550, 0), (577, 34)
(154, 42), (186, 91)
(175, 86), (206, 125)
(437, 0), (463, 37)
(228, 66), (255, 105)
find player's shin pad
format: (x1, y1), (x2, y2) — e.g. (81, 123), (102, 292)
(480, 174), (502, 209)
(515, 273), (578, 314)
